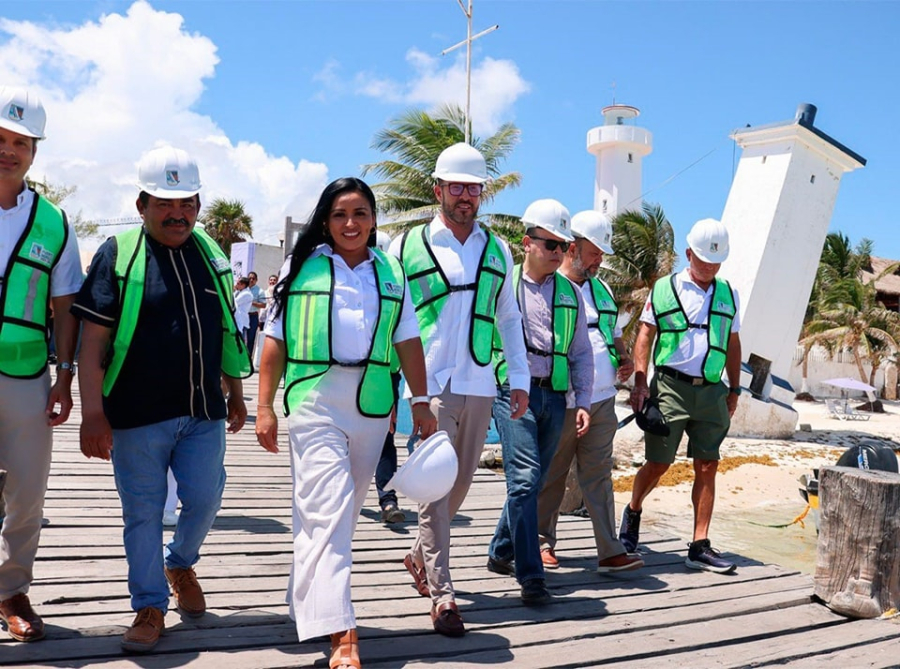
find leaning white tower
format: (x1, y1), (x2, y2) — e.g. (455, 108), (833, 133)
(586, 104), (653, 216)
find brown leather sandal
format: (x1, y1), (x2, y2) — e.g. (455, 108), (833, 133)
(330, 628), (361, 669)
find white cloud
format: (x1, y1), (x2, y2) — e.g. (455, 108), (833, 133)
(0, 0), (328, 251)
(321, 47), (530, 136)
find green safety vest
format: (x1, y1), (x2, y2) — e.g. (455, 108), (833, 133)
(102, 227), (251, 396)
(493, 266), (579, 392)
(651, 274), (736, 384)
(0, 192), (68, 379)
(401, 224), (506, 366)
(283, 249), (405, 418)
(586, 277), (620, 369)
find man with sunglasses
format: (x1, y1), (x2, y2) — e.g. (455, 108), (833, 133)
(488, 199), (594, 605)
(391, 142), (529, 637)
(536, 211), (644, 574)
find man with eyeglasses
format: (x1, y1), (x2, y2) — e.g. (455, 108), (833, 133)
(488, 199), (593, 605)
(536, 210), (644, 574)
(390, 142), (529, 637)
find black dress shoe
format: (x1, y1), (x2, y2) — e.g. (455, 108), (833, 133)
(486, 556), (515, 576)
(520, 578), (552, 606)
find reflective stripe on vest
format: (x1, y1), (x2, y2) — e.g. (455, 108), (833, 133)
(0, 192), (67, 379)
(587, 277), (620, 369)
(283, 249), (405, 418)
(493, 266), (579, 392)
(102, 227), (251, 396)
(651, 274), (736, 384)
(401, 225), (506, 366)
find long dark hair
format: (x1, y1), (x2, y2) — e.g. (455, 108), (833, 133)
(272, 177), (377, 318)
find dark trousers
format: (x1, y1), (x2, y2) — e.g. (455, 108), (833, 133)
(247, 312), (260, 355)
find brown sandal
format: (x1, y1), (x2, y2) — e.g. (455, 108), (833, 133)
(330, 628), (360, 669)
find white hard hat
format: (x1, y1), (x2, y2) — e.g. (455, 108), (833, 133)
(0, 86), (46, 139)
(375, 230), (392, 252)
(137, 146), (202, 199)
(522, 198), (574, 242)
(686, 218), (729, 263)
(386, 430), (458, 504)
(571, 210), (614, 255)
(432, 142), (488, 183)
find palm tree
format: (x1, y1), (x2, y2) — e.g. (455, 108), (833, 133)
(26, 177), (98, 238)
(361, 104), (522, 249)
(199, 198), (253, 257)
(599, 202), (677, 345)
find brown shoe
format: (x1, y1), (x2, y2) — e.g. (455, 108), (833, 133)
(597, 552), (644, 573)
(540, 546), (559, 570)
(164, 566), (206, 617)
(329, 628), (361, 669)
(403, 554), (429, 597)
(431, 601), (465, 637)
(121, 607), (165, 653)
(0, 593), (45, 642)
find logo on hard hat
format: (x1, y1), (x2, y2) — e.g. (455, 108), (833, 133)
(165, 170), (180, 186)
(710, 242), (719, 252)
(7, 104), (24, 122)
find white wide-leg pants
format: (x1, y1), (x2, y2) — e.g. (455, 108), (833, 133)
(286, 366), (390, 642)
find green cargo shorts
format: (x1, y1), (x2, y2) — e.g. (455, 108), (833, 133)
(644, 372), (730, 464)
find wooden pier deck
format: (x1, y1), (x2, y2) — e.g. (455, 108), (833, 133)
(2, 376), (899, 668)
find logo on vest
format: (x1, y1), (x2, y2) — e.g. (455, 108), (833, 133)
(487, 254), (503, 270)
(7, 104), (24, 122)
(211, 257), (230, 271)
(383, 281), (403, 297)
(715, 300), (732, 312)
(599, 300), (614, 310)
(29, 242), (54, 266)
(165, 170), (180, 186)
(559, 293), (576, 307)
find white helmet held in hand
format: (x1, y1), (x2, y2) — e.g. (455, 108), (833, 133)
(137, 146), (202, 199)
(522, 198), (574, 242)
(571, 210), (614, 255)
(0, 86), (46, 139)
(432, 142), (488, 183)
(386, 430), (458, 504)
(687, 218), (729, 264)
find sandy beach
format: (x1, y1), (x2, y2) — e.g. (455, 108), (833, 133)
(605, 393), (900, 573)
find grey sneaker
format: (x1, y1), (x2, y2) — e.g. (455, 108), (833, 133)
(685, 539), (736, 574)
(618, 505), (642, 553)
(380, 502), (406, 524)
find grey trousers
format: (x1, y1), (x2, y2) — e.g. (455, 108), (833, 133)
(0, 371), (52, 600)
(408, 385), (494, 606)
(537, 397), (627, 562)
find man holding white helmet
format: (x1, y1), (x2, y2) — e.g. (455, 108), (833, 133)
(536, 211), (644, 573)
(73, 146), (251, 651)
(0, 86), (82, 642)
(488, 199), (593, 605)
(390, 142), (529, 636)
(622, 218), (742, 574)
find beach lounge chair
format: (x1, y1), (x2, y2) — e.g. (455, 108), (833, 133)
(843, 403), (871, 421)
(825, 399), (848, 420)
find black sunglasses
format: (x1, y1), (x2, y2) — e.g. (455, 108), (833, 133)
(442, 183), (484, 197)
(528, 234), (570, 252)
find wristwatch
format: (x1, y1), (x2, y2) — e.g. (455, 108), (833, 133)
(57, 361), (77, 374)
(729, 386), (741, 396)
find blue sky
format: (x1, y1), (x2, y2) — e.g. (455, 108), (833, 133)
(1, 0), (897, 262)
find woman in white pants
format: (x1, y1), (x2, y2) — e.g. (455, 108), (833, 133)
(256, 178), (435, 669)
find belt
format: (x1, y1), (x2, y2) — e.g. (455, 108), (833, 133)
(530, 376), (558, 390)
(656, 366), (715, 387)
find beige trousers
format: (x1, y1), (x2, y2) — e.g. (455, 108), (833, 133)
(409, 385), (494, 606)
(0, 371), (52, 600)
(537, 397), (627, 561)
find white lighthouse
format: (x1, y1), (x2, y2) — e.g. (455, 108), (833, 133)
(586, 104), (652, 216)
(721, 103), (866, 437)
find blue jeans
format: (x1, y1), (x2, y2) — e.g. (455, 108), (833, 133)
(489, 382), (566, 584)
(111, 416), (226, 612)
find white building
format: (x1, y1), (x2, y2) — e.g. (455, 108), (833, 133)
(586, 104), (652, 216)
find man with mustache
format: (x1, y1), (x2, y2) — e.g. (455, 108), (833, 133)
(73, 146), (251, 652)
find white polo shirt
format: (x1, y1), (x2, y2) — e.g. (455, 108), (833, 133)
(639, 268), (741, 378)
(0, 188), (83, 300)
(388, 216), (529, 398)
(266, 245), (420, 363)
